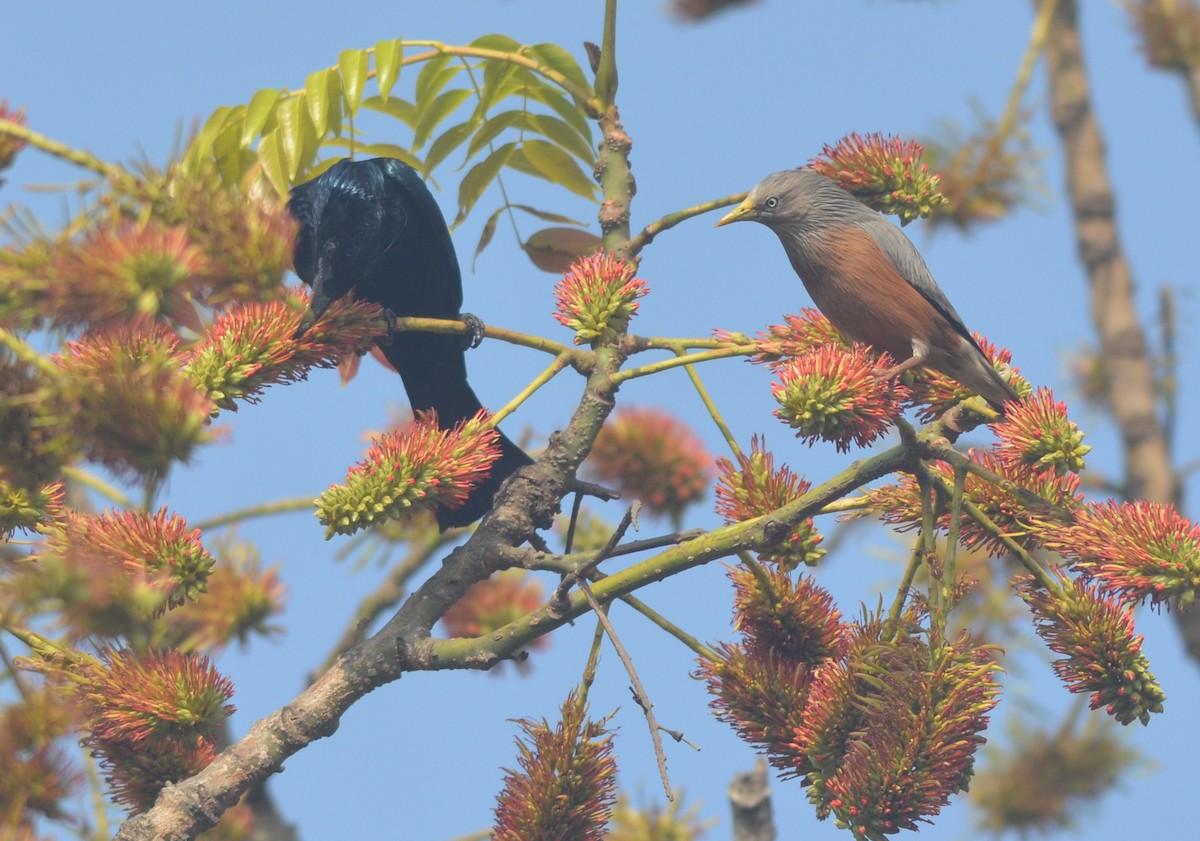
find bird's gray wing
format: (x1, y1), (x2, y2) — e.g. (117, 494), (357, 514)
(861, 217), (976, 344)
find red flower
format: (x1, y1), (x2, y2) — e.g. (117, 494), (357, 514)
(1041, 500), (1200, 610)
(1018, 573), (1165, 725)
(0, 101), (29, 173)
(991, 387), (1090, 475)
(808, 132), (948, 225)
(715, 436), (824, 567)
(553, 251), (648, 345)
(771, 343), (908, 453)
(587, 407), (712, 525)
(866, 449), (1083, 556)
(181, 289), (386, 411)
(492, 691), (617, 841)
(317, 410), (503, 538)
(735, 308), (848, 370)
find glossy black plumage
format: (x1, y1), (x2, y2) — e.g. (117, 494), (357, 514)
(289, 157), (531, 529)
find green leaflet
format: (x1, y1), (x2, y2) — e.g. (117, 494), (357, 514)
(520, 139), (597, 199)
(338, 48), (370, 117)
(374, 38), (403, 102)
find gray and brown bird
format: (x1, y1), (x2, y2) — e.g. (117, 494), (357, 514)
(716, 169), (1018, 412)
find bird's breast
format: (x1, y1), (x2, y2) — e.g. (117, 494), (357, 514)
(785, 226), (961, 363)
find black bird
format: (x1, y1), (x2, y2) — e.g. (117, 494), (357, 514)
(289, 156), (532, 529)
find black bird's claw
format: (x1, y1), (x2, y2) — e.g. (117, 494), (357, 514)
(294, 309), (317, 340)
(378, 308), (396, 347)
(461, 312), (485, 349)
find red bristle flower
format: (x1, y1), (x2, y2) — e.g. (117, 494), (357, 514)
(729, 564), (846, 663)
(866, 449), (1084, 556)
(443, 570), (548, 675)
(808, 132), (948, 226)
(47, 221), (214, 331)
(743, 308), (849, 370)
(991, 387), (1090, 475)
(56, 320), (214, 480)
(1041, 500), (1200, 610)
(1018, 573), (1165, 726)
(0, 480), (64, 539)
(771, 343), (908, 453)
(808, 633), (1002, 837)
(492, 691), (617, 841)
(317, 410), (503, 538)
(45, 507), (215, 614)
(78, 648), (235, 747)
(97, 733), (217, 814)
(697, 642), (818, 777)
(715, 436), (824, 567)
(587, 407), (712, 525)
(909, 334), (1027, 421)
(162, 538), (287, 653)
(181, 290), (386, 411)
(553, 251), (648, 345)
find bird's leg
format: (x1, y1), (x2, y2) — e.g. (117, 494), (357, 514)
(460, 312), (485, 350)
(871, 340), (928, 382)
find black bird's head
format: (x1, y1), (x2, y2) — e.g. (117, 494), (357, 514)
(289, 159), (402, 330)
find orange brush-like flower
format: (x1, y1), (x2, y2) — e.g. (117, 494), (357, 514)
(553, 251), (648, 345)
(492, 691), (617, 841)
(771, 343), (908, 453)
(808, 132), (948, 225)
(587, 406), (712, 525)
(317, 410), (503, 538)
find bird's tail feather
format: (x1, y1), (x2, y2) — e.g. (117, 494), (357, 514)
(944, 344), (1020, 413)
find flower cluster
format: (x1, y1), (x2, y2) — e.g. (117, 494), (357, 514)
(47, 221), (214, 331)
(43, 507), (215, 619)
(182, 290), (386, 411)
(920, 114), (1037, 232)
(0, 480), (64, 539)
(739, 307), (848, 369)
(700, 578), (1000, 835)
(1040, 500), (1200, 610)
(492, 691), (617, 841)
(56, 320), (214, 481)
(971, 717), (1139, 835)
(771, 343), (909, 453)
(715, 436), (825, 567)
(587, 406), (712, 525)
(553, 251), (648, 345)
(1018, 574), (1165, 726)
(161, 536), (286, 653)
(808, 132), (949, 226)
(317, 410), (503, 538)
(442, 570), (548, 674)
(907, 334), (1026, 421)
(0, 686), (83, 836)
(866, 448), (1084, 557)
(991, 387), (1090, 475)
(21, 641), (234, 813)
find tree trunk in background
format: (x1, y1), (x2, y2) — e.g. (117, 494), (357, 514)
(1042, 0), (1199, 657)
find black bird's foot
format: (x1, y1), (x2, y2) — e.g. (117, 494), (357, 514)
(294, 308), (317, 340)
(461, 312), (485, 349)
(378, 308), (396, 347)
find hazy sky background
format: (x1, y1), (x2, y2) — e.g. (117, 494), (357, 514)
(4, 2), (1199, 839)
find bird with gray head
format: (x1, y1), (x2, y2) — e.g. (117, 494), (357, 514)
(716, 169), (1018, 412)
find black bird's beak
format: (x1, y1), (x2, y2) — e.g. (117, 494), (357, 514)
(294, 252), (335, 339)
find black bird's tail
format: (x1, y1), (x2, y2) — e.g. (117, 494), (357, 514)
(381, 333), (532, 530)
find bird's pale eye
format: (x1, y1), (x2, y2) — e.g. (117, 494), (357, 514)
(764, 196), (779, 210)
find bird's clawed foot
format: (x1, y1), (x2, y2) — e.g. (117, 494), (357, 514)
(377, 308), (397, 347)
(461, 312), (485, 349)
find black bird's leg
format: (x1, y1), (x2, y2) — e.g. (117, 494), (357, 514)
(461, 312), (485, 349)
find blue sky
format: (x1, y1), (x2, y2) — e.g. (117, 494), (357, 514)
(4, 2), (1199, 839)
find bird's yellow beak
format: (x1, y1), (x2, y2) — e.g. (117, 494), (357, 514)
(715, 196), (756, 227)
